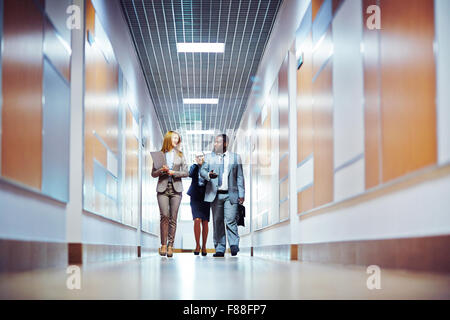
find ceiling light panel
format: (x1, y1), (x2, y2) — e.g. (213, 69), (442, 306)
(121, 0), (282, 162)
(176, 42), (225, 53)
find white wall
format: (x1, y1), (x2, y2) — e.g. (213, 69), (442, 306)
(236, 0), (450, 249)
(78, 0), (162, 247)
(66, 0), (85, 244)
(435, 0), (450, 165)
(297, 172), (450, 243)
(234, 0), (310, 249)
(0, 0), (71, 243)
(82, 212), (138, 246)
(0, 184), (66, 242)
(0, 0), (162, 250)
(141, 231), (160, 249)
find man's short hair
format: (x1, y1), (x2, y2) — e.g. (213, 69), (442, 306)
(217, 134), (229, 144)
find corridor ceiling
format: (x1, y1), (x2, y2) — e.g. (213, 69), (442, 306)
(120, 0), (282, 158)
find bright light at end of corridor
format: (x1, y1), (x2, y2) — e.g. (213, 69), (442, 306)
(176, 42), (225, 53)
(186, 130), (215, 135)
(183, 98), (219, 104)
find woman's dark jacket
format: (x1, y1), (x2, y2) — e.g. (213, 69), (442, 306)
(187, 164), (207, 201)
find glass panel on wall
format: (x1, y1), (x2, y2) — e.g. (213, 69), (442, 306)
(278, 54), (290, 221)
(233, 131), (251, 235)
(141, 130), (160, 235)
(83, 0), (140, 228)
(252, 101), (272, 231)
(41, 58), (70, 202)
(0, 0), (71, 203)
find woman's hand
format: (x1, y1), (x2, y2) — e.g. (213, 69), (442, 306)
(168, 170), (175, 176)
(161, 165), (169, 174)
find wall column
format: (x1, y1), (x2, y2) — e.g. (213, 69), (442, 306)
(66, 0), (85, 263)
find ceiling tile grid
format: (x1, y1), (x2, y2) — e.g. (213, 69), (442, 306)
(121, 0), (282, 160)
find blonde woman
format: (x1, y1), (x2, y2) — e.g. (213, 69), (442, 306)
(151, 131), (188, 257)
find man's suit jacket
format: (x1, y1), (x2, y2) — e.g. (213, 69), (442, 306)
(151, 150), (188, 193)
(200, 151), (245, 204)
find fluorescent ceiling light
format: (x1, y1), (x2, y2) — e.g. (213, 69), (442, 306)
(186, 130), (215, 135)
(183, 98), (219, 104)
(177, 43), (225, 53)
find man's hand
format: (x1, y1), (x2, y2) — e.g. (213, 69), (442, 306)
(209, 170), (218, 179)
(238, 198), (244, 205)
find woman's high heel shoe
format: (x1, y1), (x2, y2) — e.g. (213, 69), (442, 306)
(159, 245), (167, 256)
(167, 246), (173, 258)
(194, 245), (200, 255)
(201, 247), (207, 256)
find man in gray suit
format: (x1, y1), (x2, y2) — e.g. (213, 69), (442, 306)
(200, 134), (245, 257)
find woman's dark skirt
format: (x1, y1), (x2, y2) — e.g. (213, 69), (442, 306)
(190, 199), (211, 222)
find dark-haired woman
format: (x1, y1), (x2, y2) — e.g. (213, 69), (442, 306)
(187, 152), (210, 256)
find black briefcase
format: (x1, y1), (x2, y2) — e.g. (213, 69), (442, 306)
(236, 204), (245, 227)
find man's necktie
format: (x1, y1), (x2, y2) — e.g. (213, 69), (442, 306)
(218, 154), (224, 187)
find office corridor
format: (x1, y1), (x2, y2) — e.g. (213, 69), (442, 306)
(1, 254), (449, 300)
(1, 0), (450, 301)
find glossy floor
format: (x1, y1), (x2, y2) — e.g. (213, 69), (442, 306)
(1, 254), (449, 299)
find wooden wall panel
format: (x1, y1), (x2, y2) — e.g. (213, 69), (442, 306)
(86, 0), (96, 37)
(295, 0), (438, 215)
(83, 0), (121, 220)
(312, 0), (325, 21)
(312, 28), (333, 79)
(363, 0), (381, 190)
(93, 59), (119, 154)
(1, 0), (43, 189)
(300, 187), (314, 213)
(379, 0), (437, 183)
(312, 61), (334, 207)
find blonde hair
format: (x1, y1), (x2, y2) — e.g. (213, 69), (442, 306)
(161, 131), (183, 156)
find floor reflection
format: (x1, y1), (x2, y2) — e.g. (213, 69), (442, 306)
(0, 254), (449, 299)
